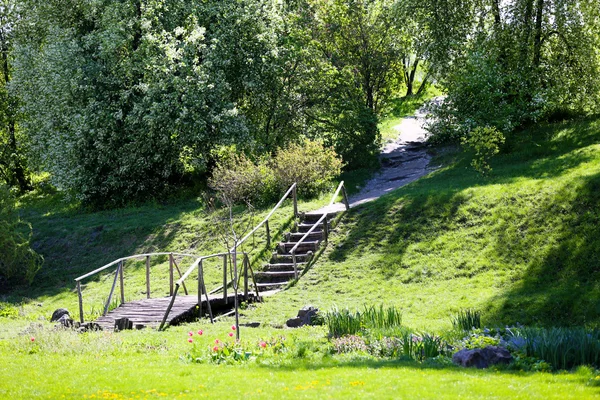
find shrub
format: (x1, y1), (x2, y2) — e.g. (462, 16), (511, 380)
(209, 154), (278, 206)
(0, 185), (43, 285)
(273, 139), (343, 198)
(461, 126), (505, 174)
(210, 139), (343, 205)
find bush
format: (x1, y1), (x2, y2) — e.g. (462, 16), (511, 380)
(273, 139), (343, 198)
(210, 139), (343, 205)
(209, 154), (278, 206)
(0, 185), (43, 285)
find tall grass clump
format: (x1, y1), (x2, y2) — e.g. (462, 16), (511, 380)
(325, 304), (402, 337)
(451, 309), (481, 331)
(506, 327), (600, 370)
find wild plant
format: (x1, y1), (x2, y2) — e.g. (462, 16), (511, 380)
(451, 309), (481, 331)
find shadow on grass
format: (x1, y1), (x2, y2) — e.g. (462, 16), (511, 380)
(327, 117), (600, 324)
(485, 170), (600, 327)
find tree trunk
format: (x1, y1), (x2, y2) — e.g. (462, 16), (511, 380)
(1, 41), (31, 193)
(406, 58), (420, 97)
(416, 72), (430, 97)
(521, 0), (534, 63)
(533, 0), (544, 67)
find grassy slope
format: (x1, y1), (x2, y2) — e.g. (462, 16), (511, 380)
(249, 116), (600, 330)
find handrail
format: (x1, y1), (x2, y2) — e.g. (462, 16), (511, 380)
(289, 181), (349, 278)
(289, 181), (347, 256)
(74, 252), (199, 281)
(176, 252), (232, 285)
(230, 182), (297, 252)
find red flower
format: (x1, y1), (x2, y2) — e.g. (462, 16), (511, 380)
(188, 338), (193, 343)
(231, 325), (236, 331)
(215, 339), (220, 344)
(212, 346), (219, 352)
(228, 332), (234, 337)
(188, 331), (194, 337)
(30, 337), (35, 342)
(197, 330), (203, 336)
(259, 341), (267, 348)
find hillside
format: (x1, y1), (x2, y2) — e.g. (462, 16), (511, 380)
(4, 117), (600, 332)
(248, 116), (600, 330)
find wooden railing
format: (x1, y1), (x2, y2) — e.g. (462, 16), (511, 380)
(74, 252), (199, 324)
(289, 181), (350, 278)
(232, 182), (298, 253)
(157, 251), (259, 331)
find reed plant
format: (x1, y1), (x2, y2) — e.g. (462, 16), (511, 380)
(325, 304), (403, 337)
(506, 327), (600, 370)
(451, 309), (481, 331)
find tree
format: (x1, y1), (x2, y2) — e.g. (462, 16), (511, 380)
(0, 184), (42, 285)
(425, 0), (600, 143)
(0, 1), (31, 193)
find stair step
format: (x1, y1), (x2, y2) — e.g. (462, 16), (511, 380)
(298, 222), (331, 233)
(278, 240), (320, 253)
(255, 270), (298, 283)
(301, 212), (339, 223)
(271, 253), (313, 263)
(263, 262), (306, 271)
(255, 281), (289, 291)
(287, 231), (323, 241)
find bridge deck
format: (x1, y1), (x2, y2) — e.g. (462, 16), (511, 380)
(94, 293), (254, 330)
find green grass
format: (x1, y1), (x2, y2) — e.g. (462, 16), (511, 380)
(1, 320), (599, 399)
(3, 115), (600, 397)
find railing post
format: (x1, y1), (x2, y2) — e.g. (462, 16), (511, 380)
(169, 253), (174, 296)
(292, 184), (298, 217)
(198, 259), (203, 315)
(292, 251), (298, 279)
(342, 184), (350, 210)
(119, 260), (125, 305)
(77, 281), (84, 324)
(243, 254), (249, 299)
(265, 220), (271, 247)
(199, 263), (214, 323)
(323, 215), (329, 242)
(145, 255), (151, 299)
(103, 264), (120, 316)
(159, 284), (179, 331)
(223, 254), (228, 304)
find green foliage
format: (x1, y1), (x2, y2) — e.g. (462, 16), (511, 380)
(210, 139), (343, 204)
(452, 309), (482, 331)
(325, 304), (403, 337)
(0, 301), (18, 318)
(506, 327), (600, 371)
(209, 153), (277, 206)
(0, 185), (42, 284)
(273, 139), (343, 198)
(461, 127), (505, 174)
(427, 0), (600, 142)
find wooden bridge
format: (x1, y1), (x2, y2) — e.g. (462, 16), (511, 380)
(74, 182), (349, 332)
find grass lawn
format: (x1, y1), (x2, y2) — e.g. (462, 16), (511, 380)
(1, 322), (599, 399)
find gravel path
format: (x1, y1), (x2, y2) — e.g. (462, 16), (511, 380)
(347, 101), (438, 208)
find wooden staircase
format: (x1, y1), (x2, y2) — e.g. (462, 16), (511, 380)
(253, 211), (339, 292)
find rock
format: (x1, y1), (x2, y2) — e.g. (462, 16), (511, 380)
(114, 317), (133, 331)
(241, 322), (261, 328)
(50, 308), (70, 322)
(452, 346), (512, 369)
(286, 306), (319, 328)
(56, 314), (74, 328)
(77, 322), (102, 333)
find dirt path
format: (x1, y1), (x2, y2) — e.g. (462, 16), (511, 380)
(347, 101), (438, 207)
